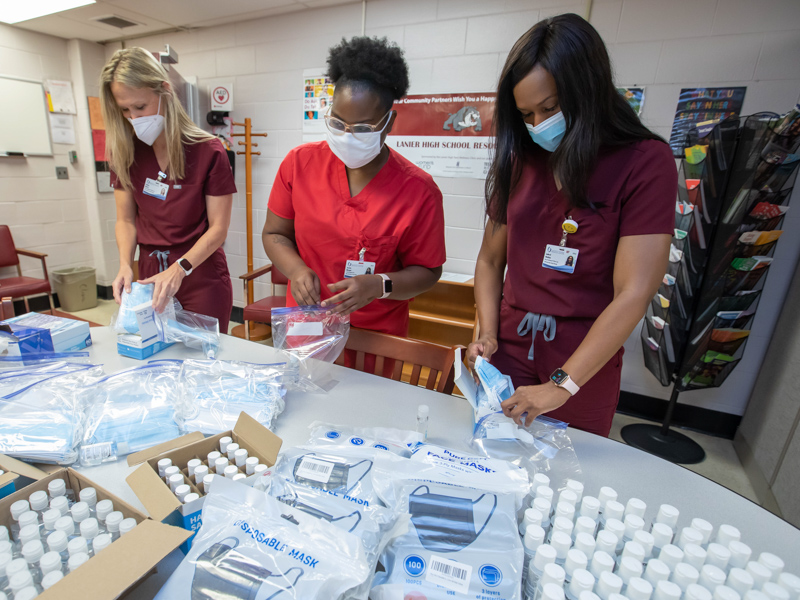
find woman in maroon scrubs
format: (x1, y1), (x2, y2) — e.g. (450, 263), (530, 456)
(467, 15), (677, 436)
(100, 47), (235, 331)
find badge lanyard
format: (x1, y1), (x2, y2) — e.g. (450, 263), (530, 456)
(542, 216), (580, 274)
(344, 246), (376, 278)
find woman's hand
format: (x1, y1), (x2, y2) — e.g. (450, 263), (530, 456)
(466, 336), (499, 370)
(290, 266), (321, 306)
(112, 265), (134, 304)
(139, 264), (186, 313)
(321, 274), (382, 315)
(501, 382), (571, 427)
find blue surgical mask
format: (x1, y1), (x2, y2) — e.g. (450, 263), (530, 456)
(526, 111), (566, 152)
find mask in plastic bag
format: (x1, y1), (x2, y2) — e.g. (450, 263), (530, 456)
(474, 355), (515, 413)
(0, 360), (94, 396)
(470, 411), (582, 493)
(111, 282), (178, 334)
(79, 361), (184, 466)
(158, 309), (220, 359)
(178, 360), (287, 434)
(155, 476), (371, 600)
(306, 421), (423, 457)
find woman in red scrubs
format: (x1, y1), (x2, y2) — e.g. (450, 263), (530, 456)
(101, 47), (236, 331)
(263, 37), (446, 338)
(467, 15), (677, 436)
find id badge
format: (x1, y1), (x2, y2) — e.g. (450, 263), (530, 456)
(542, 244), (579, 274)
(143, 178), (169, 201)
(344, 260), (376, 278)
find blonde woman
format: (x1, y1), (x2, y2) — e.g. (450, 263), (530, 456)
(101, 47), (235, 331)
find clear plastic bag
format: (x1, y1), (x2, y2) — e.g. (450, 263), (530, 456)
(79, 361), (185, 466)
(306, 422), (423, 457)
(157, 309), (221, 359)
(0, 364), (105, 464)
(177, 359), (287, 434)
(271, 306), (349, 392)
(0, 360), (94, 396)
(111, 282), (178, 334)
(155, 476), (371, 600)
(470, 411), (583, 493)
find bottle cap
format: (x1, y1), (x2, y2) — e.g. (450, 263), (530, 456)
(596, 530), (619, 556)
(690, 519), (713, 546)
(655, 505), (679, 529)
(54, 516), (74, 536)
(582, 593), (603, 600)
(550, 531), (571, 558)
(40, 550), (61, 574)
(18, 511), (38, 529)
(163, 466), (180, 481)
(533, 473), (551, 489)
(763, 584), (790, 600)
(625, 515), (645, 539)
(175, 484), (191, 501)
(575, 516), (596, 537)
(10, 500), (30, 521)
(71, 501), (90, 523)
(683, 544), (707, 570)
(591, 551), (615, 578)
(193, 465), (209, 483)
(68, 552), (90, 572)
(536, 486), (555, 503)
(0, 540), (10, 556)
(203, 474), (216, 492)
(19, 525), (40, 545)
(728, 542), (752, 570)
(50, 495), (69, 517)
(417, 404), (429, 418)
(207, 451), (221, 465)
(598, 487), (618, 507)
(245, 456), (259, 473)
(655, 581), (683, 600)
(253, 464), (268, 476)
(219, 436), (233, 454)
(157, 458), (172, 477)
(623, 541), (646, 563)
(714, 586), (742, 600)
(644, 560), (671, 586)
(9, 570), (33, 593)
(553, 516), (574, 537)
(226, 443), (240, 458)
(745, 592), (771, 600)
(715, 524), (741, 547)
(543, 582), (566, 600)
(96, 499), (114, 522)
(42, 570), (64, 590)
(0, 525), (8, 543)
(5, 557), (29, 579)
(186, 458), (202, 477)
(687, 584), (713, 600)
(93, 533), (112, 553)
(169, 474), (184, 492)
(559, 489), (578, 508)
(700, 564), (728, 589)
(183, 493), (200, 504)
(15, 588), (39, 600)
(214, 457), (229, 474)
(660, 544), (684, 570)
(556, 502), (576, 521)
(706, 543), (731, 570)
(634, 530), (655, 557)
(574, 532), (597, 557)
(48, 479), (66, 498)
(604, 518), (625, 542)
(533, 543), (558, 571)
(38, 509), (57, 534)
(542, 562), (566, 587)
(609, 594), (628, 600)
(759, 554), (785, 580)
(106, 511), (124, 533)
(119, 518), (137, 535)
(79, 487), (97, 507)
(748, 562), (773, 589)
(224, 465), (239, 479)
(47, 530), (68, 553)
(22, 540), (44, 562)
(652, 523), (674, 549)
(80, 518), (99, 539)
(571, 569), (596, 597)
(566, 479), (584, 501)
(534, 497), (552, 517)
(566, 549), (588, 575)
(232, 473), (246, 481)
(598, 570), (623, 599)
(29, 490), (49, 512)
(777, 573), (800, 600)
(625, 498), (647, 519)
(671, 563), (700, 590)
(580, 496), (600, 520)
(523, 508), (544, 530)
(728, 568), (755, 596)
(524, 524), (546, 550)
(619, 556), (644, 583)
(234, 448), (249, 466)
(67, 536), (88, 556)
(628, 577), (654, 600)
(678, 528), (703, 550)
(605, 501), (625, 522)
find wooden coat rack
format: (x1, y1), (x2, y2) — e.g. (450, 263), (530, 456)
(230, 118), (270, 341)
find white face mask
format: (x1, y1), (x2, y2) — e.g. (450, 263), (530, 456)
(127, 95), (165, 146)
(325, 114), (391, 169)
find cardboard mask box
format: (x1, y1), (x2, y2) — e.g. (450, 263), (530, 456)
(117, 333), (174, 360)
(0, 467), (190, 600)
(127, 412), (282, 551)
(0, 454), (50, 499)
(0, 312), (92, 355)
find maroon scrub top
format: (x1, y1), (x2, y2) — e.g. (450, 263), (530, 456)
(498, 139), (677, 318)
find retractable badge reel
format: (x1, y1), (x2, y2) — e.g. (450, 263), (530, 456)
(143, 170), (169, 201)
(542, 217), (579, 274)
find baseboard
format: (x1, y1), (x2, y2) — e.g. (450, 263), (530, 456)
(733, 431), (783, 517)
(616, 391), (742, 439)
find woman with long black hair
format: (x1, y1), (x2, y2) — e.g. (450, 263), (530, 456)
(467, 14), (677, 436)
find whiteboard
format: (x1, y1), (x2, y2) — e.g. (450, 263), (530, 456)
(0, 76), (53, 156)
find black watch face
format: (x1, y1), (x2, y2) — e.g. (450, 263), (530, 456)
(551, 369), (568, 385)
(384, 279), (393, 293)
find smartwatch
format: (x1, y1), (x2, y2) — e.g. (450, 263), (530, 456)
(377, 273), (393, 299)
(550, 368), (580, 396)
(177, 257), (193, 276)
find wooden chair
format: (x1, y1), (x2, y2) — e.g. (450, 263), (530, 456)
(0, 225), (55, 314)
(335, 327), (459, 394)
(238, 263), (288, 340)
(0, 297), (14, 320)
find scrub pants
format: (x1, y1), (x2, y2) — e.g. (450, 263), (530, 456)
(139, 242), (233, 334)
(490, 300), (624, 437)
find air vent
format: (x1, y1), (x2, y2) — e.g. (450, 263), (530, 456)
(95, 15), (139, 28)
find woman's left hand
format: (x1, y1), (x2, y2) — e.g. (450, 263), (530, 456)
(501, 382), (572, 427)
(321, 274), (382, 315)
(139, 264), (186, 313)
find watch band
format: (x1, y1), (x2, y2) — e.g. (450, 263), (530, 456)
(559, 375), (580, 396)
(377, 273), (392, 299)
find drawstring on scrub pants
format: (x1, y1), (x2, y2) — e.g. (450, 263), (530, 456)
(150, 249), (170, 272)
(517, 312), (556, 361)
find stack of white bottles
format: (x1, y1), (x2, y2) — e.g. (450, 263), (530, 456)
(0, 481), (138, 598)
(519, 477), (799, 600)
(157, 436), (269, 504)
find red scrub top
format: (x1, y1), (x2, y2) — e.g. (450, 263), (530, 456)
(497, 139), (677, 318)
(268, 141), (446, 336)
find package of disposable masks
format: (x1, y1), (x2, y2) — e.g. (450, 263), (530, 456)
(155, 476), (371, 600)
(453, 349), (515, 422)
(306, 422), (423, 457)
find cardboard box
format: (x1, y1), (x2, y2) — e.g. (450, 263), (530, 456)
(0, 454), (50, 499)
(0, 312), (92, 356)
(0, 467), (190, 600)
(127, 412), (282, 552)
(117, 333), (174, 360)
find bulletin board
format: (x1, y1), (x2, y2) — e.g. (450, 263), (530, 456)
(0, 76), (53, 156)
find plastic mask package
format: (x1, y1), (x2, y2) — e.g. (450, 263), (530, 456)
(272, 446), (381, 506)
(0, 360), (95, 396)
(474, 355), (515, 415)
(158, 308), (221, 359)
(470, 412), (582, 493)
(271, 305), (350, 392)
(306, 422), (423, 457)
(111, 282), (178, 335)
(0, 364), (105, 464)
(371, 450), (525, 600)
(79, 361), (185, 466)
(178, 359), (287, 434)
(155, 476), (371, 600)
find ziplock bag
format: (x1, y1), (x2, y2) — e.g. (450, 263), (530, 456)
(110, 282), (178, 334)
(0, 360), (94, 396)
(79, 361), (185, 466)
(470, 412), (582, 493)
(155, 476), (371, 600)
(0, 364), (105, 464)
(306, 422), (423, 457)
(158, 309), (221, 359)
(371, 460), (524, 600)
(271, 306), (349, 392)
(178, 359), (287, 434)
(272, 446), (380, 506)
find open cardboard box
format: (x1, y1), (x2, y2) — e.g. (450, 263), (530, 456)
(126, 412), (282, 551)
(0, 454), (50, 499)
(0, 467), (190, 600)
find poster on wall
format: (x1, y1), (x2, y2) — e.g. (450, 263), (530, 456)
(302, 69), (334, 140)
(386, 92), (496, 179)
(669, 87), (746, 157)
(617, 87), (645, 116)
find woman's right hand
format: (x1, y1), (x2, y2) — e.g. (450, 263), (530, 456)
(290, 266), (321, 306)
(466, 336), (499, 370)
(112, 265), (134, 304)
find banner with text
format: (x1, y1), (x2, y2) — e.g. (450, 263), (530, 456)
(386, 92), (496, 179)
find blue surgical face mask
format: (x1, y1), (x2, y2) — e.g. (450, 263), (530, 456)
(525, 111), (566, 152)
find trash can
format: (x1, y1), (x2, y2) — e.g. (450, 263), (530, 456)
(52, 267), (97, 312)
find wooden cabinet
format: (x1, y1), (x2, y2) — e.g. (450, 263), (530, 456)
(408, 276), (477, 348)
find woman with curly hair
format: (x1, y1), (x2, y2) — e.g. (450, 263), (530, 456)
(263, 37), (446, 340)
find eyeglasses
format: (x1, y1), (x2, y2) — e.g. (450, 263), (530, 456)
(324, 108), (392, 140)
